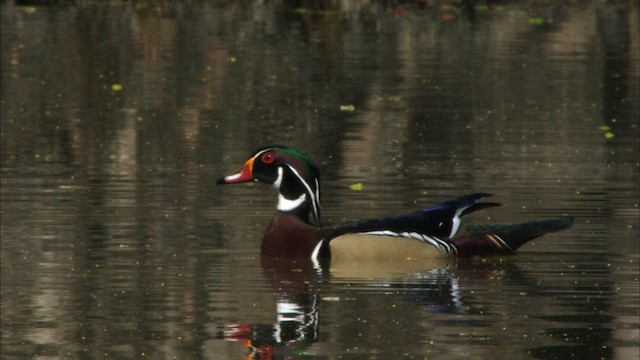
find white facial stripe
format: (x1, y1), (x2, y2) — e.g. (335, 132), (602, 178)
(284, 164), (320, 223)
(254, 148), (270, 159)
(272, 166), (284, 189)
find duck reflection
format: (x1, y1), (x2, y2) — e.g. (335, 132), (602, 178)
(222, 257), (323, 359)
(220, 256), (522, 359)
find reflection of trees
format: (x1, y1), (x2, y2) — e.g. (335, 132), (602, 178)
(3, 0), (636, 197)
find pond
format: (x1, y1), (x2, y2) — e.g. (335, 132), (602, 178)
(1, 1), (638, 359)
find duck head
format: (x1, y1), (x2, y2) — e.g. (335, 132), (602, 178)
(217, 145), (322, 225)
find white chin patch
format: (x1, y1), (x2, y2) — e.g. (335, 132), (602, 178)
(277, 193), (307, 212)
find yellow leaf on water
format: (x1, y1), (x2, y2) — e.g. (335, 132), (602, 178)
(349, 183), (364, 191)
(111, 83), (123, 91)
(528, 17), (544, 25)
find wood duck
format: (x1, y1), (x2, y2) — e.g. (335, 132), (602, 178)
(217, 145), (573, 260)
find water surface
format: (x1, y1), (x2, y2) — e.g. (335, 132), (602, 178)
(1, 1), (638, 359)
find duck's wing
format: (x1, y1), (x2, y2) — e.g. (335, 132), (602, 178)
(323, 193), (499, 240)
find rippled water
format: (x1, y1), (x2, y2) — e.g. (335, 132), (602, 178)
(1, 1), (638, 359)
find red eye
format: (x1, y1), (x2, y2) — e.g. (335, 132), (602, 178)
(261, 152), (275, 164)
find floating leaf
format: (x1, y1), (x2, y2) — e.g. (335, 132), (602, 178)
(340, 105), (355, 112)
(349, 183), (364, 191)
(111, 83), (123, 91)
(598, 125), (610, 131)
(528, 17), (545, 25)
(604, 132), (614, 139)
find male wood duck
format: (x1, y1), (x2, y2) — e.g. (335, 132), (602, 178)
(217, 145), (573, 260)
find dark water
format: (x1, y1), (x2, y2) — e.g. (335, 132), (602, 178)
(1, 1), (638, 359)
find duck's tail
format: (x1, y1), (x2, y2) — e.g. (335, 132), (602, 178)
(452, 217), (574, 256)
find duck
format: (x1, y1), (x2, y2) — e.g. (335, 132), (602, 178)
(217, 145), (573, 261)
